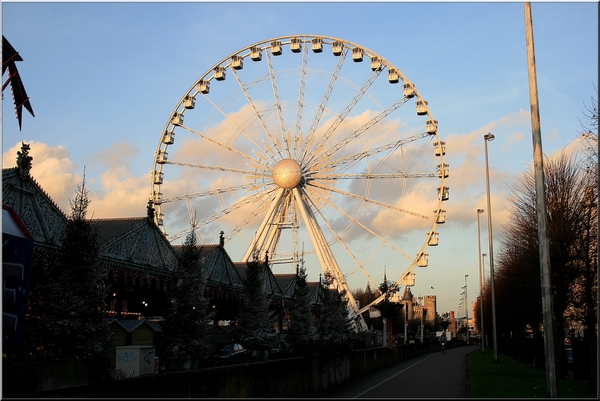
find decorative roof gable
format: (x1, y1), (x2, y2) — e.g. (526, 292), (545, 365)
(174, 243), (244, 291)
(2, 144), (67, 248)
(94, 217), (178, 273)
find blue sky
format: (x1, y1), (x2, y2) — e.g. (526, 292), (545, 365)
(2, 1), (597, 316)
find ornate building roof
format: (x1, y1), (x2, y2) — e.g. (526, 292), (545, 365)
(2, 143), (66, 249)
(94, 214), (178, 277)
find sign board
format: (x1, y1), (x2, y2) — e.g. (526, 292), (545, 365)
(116, 346), (157, 377)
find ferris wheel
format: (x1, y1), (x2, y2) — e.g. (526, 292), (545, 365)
(150, 35), (448, 330)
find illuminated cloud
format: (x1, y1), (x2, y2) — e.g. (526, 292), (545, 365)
(2, 141), (80, 214)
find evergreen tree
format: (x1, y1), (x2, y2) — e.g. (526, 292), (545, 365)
(160, 223), (213, 368)
(287, 264), (317, 345)
(237, 256), (278, 351)
(38, 173), (109, 359)
(318, 274), (354, 342)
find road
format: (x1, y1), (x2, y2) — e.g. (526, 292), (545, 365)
(311, 344), (477, 398)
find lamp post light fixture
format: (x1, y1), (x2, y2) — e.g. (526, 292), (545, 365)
(477, 209), (485, 352)
(484, 132), (499, 363)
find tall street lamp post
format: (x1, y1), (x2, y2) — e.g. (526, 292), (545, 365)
(484, 132), (499, 363)
(477, 209), (485, 352)
(464, 274), (469, 345)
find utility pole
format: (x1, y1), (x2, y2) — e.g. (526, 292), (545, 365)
(524, 2), (558, 397)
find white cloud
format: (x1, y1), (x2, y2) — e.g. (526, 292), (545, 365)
(3, 141), (81, 213)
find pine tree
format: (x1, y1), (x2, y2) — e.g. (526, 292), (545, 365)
(318, 273), (353, 342)
(237, 256), (278, 351)
(160, 223), (213, 368)
(286, 264), (317, 345)
(39, 173), (109, 359)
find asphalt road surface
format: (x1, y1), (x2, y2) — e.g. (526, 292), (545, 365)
(311, 345), (477, 398)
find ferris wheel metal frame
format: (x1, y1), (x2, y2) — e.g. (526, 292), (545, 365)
(150, 35), (448, 331)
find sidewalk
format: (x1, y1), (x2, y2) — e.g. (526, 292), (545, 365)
(312, 344), (479, 398)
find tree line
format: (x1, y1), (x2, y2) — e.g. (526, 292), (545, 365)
(473, 91), (597, 394)
(19, 184), (357, 372)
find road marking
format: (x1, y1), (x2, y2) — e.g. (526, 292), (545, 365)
(351, 353), (438, 398)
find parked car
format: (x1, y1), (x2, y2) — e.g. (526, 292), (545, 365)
(209, 343), (248, 359)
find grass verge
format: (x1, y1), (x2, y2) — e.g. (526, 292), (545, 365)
(468, 348), (595, 398)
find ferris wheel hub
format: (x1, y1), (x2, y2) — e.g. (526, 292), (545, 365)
(272, 158), (302, 188)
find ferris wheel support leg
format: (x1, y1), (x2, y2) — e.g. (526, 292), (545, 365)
(243, 188), (286, 261)
(292, 188), (368, 332)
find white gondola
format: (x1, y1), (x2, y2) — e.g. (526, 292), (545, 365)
(271, 40), (282, 55)
(250, 46), (262, 61)
(332, 41), (343, 56)
(352, 47), (363, 62)
(438, 186), (449, 201)
(162, 129), (175, 145)
(403, 82), (415, 98)
(183, 95), (195, 109)
(370, 56), (382, 71)
(426, 119), (438, 134)
(416, 100), (428, 116)
(311, 37), (323, 53)
(231, 55), (243, 70)
(171, 113), (184, 126)
(198, 80), (210, 94)
(404, 272), (416, 286)
(436, 210), (446, 224)
(437, 163), (449, 178)
(214, 66), (226, 81)
(434, 141), (446, 156)
(156, 213), (164, 226)
(428, 232), (439, 246)
(417, 253), (428, 267)
(157, 150), (168, 164)
(153, 171), (164, 185)
(290, 37), (302, 53)
(388, 69), (399, 84)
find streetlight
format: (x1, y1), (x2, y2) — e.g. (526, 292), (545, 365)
(464, 275), (469, 345)
(477, 209), (485, 352)
(484, 132), (499, 363)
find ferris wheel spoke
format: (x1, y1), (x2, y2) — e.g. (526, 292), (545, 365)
(309, 181), (431, 220)
(266, 47), (287, 141)
(302, 49), (348, 160)
(198, 92), (278, 164)
(308, 96), (411, 170)
(293, 41), (309, 158)
(304, 187), (379, 290)
(224, 189), (280, 245)
(169, 186), (278, 242)
(312, 172), (437, 180)
(308, 180), (431, 221)
(178, 125), (270, 170)
(163, 159), (270, 177)
(306, 185), (413, 261)
(302, 68), (384, 166)
(157, 182), (271, 205)
(315, 131), (433, 172)
(230, 67), (284, 160)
